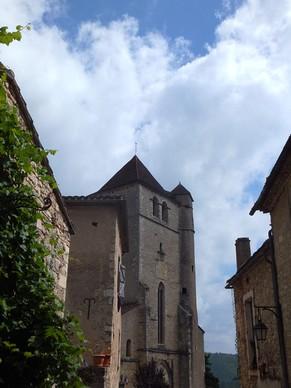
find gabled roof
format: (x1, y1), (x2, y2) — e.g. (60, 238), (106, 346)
(171, 183), (193, 201)
(225, 239), (270, 288)
(94, 155), (165, 195)
(250, 135), (291, 215)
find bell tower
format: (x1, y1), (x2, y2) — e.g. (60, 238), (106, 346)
(172, 183), (200, 388)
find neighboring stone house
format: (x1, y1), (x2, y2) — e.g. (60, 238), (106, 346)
(226, 135), (291, 388)
(226, 238), (281, 388)
(64, 196), (128, 388)
(66, 156), (205, 388)
(3, 66), (73, 302)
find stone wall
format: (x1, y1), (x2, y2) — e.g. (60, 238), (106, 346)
(4, 72), (71, 302)
(32, 175), (71, 302)
(95, 181), (204, 387)
(121, 305), (144, 386)
(139, 185), (182, 388)
(270, 174), (291, 383)
(139, 186), (180, 351)
(96, 184), (140, 303)
(174, 190), (201, 388)
(197, 327), (205, 388)
(232, 245), (281, 388)
(65, 202), (122, 387)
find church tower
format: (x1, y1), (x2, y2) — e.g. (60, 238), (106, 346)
(88, 156), (204, 388)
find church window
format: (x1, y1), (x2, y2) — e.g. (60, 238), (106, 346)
(162, 201), (168, 222)
(245, 298), (257, 369)
(158, 282), (165, 344)
(126, 339), (131, 357)
(118, 262), (126, 311)
(153, 196), (159, 218)
(182, 287), (187, 295)
(157, 242), (165, 258)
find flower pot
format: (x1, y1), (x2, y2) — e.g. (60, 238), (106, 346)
(103, 354), (111, 367)
(93, 354), (111, 367)
(93, 354), (105, 367)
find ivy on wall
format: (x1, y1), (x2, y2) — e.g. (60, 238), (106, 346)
(0, 27), (84, 387)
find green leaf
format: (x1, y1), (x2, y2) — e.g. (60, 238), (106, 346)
(0, 25), (85, 387)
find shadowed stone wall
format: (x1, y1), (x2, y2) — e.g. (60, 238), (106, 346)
(65, 203), (123, 388)
(270, 174), (291, 384)
(231, 241), (281, 388)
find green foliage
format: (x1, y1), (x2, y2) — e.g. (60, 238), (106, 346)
(135, 359), (169, 388)
(0, 28), (84, 387)
(205, 353), (220, 388)
(0, 25), (30, 46)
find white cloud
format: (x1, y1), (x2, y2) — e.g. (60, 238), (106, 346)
(1, 0), (290, 352)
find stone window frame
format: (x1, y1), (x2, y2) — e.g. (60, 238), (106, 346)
(243, 291), (258, 373)
(118, 259), (126, 311)
(161, 201), (169, 223)
(152, 196), (160, 218)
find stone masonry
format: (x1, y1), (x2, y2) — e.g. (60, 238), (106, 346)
(250, 135), (291, 387)
(226, 239), (281, 388)
(86, 156), (205, 388)
(227, 135), (291, 388)
(64, 197), (128, 388)
(3, 66), (73, 302)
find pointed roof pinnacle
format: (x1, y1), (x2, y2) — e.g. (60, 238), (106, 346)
(171, 183), (194, 201)
(96, 155), (165, 194)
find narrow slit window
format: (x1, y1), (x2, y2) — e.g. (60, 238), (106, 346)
(126, 339), (131, 357)
(245, 299), (257, 369)
(158, 282), (165, 344)
(162, 201), (168, 222)
(153, 196), (159, 218)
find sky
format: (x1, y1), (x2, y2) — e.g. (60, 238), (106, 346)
(1, 0), (290, 353)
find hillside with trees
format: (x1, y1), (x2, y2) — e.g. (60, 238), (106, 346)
(207, 353), (240, 388)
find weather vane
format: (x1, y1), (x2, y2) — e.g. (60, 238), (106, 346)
(135, 141), (138, 155)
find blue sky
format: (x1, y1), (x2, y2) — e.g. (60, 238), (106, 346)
(1, 0), (290, 353)
(49, 0), (242, 55)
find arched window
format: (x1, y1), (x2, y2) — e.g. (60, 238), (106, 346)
(162, 201), (168, 222)
(126, 339), (131, 357)
(153, 196), (159, 218)
(158, 282), (165, 344)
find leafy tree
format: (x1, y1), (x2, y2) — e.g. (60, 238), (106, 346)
(205, 353), (220, 388)
(135, 359), (170, 388)
(0, 27), (84, 387)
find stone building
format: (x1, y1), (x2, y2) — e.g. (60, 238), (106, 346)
(64, 196), (128, 387)
(3, 66), (73, 302)
(226, 238), (281, 388)
(66, 155), (204, 387)
(226, 135), (291, 388)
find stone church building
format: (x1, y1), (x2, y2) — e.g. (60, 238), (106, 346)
(65, 155), (205, 387)
(3, 64), (204, 387)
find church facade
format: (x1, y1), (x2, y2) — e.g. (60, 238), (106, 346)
(66, 155), (205, 387)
